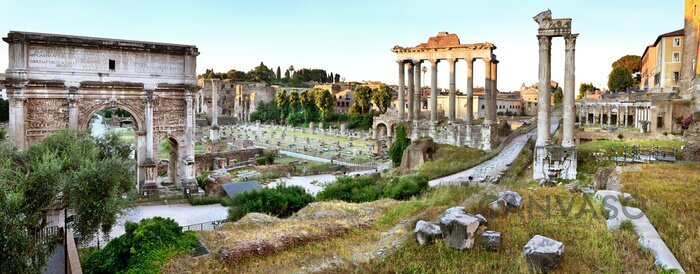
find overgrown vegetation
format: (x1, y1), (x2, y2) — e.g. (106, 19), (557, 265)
(621, 163), (700, 272)
(228, 185), (314, 221)
(0, 130), (133, 272)
(417, 144), (488, 179)
(316, 173), (429, 203)
(83, 217), (199, 274)
(389, 123), (410, 167)
(577, 139), (686, 173)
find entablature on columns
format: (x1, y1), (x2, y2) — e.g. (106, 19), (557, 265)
(392, 32), (496, 63)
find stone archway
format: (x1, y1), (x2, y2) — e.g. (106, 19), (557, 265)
(2, 31), (199, 195)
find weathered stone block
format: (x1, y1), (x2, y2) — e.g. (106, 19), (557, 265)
(481, 230), (501, 251)
(400, 137), (437, 170)
(438, 207), (480, 250)
(523, 235), (565, 273)
(499, 190), (523, 207)
(414, 220), (442, 245)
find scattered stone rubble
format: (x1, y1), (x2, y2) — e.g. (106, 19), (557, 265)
(523, 235), (565, 273)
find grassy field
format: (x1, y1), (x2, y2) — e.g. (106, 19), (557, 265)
(418, 144), (488, 179)
(621, 163), (700, 273)
(364, 187), (656, 273)
(577, 139), (687, 174)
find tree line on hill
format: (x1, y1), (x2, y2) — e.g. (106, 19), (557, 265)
(198, 63), (341, 86)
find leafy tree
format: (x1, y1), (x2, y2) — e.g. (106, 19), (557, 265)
(353, 85), (373, 114)
(330, 72), (335, 83)
(372, 84), (393, 114)
(553, 86), (564, 105)
(300, 89), (317, 112)
(276, 66), (281, 79)
(0, 99), (8, 122)
(227, 69), (247, 81)
(334, 73), (341, 83)
(275, 90), (290, 119)
(289, 91), (301, 113)
(250, 101), (281, 123)
(608, 67), (635, 92)
(248, 62), (275, 82)
(284, 69), (291, 79)
(579, 82), (597, 99)
(83, 217), (198, 273)
(389, 123), (410, 167)
(612, 55), (642, 74)
(315, 89), (335, 122)
(0, 130), (133, 272)
(294, 68), (329, 82)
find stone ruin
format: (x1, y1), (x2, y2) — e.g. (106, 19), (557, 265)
(400, 137), (437, 170)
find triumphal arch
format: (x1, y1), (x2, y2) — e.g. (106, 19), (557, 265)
(2, 31), (199, 194)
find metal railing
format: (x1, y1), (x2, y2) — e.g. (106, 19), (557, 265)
(181, 218), (232, 232)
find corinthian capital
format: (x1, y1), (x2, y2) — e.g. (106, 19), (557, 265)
(537, 35), (552, 50)
(565, 34), (578, 50)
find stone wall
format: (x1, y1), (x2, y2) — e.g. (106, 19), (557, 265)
(411, 121), (498, 151)
(195, 147), (265, 173)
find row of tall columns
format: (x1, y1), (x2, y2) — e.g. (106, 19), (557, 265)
(395, 58), (496, 124)
(536, 35), (553, 146)
(562, 34), (577, 147)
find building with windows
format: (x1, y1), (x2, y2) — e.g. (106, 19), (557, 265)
(640, 29), (684, 93)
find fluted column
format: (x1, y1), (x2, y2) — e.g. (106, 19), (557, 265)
(484, 59), (493, 124)
(448, 58), (456, 122)
(490, 59), (498, 124)
(466, 59), (474, 123)
(406, 62), (415, 120)
(397, 61), (406, 120)
(536, 35), (552, 146)
(429, 59), (439, 122)
(145, 91), (155, 161)
(183, 92), (196, 186)
(414, 60), (422, 119)
(562, 34), (577, 147)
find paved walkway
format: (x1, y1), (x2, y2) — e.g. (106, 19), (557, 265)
(267, 165), (390, 196)
(429, 117), (561, 186)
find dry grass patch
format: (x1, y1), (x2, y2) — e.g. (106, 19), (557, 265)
(621, 163), (700, 273)
(363, 187), (656, 273)
(418, 144), (488, 179)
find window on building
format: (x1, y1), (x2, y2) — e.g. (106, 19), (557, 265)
(108, 59), (115, 70)
(673, 71), (680, 82)
(673, 52), (681, 63)
(673, 38), (681, 47)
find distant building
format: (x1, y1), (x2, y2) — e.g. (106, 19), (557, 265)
(640, 29), (684, 93)
(518, 81), (558, 116)
(335, 89), (354, 113)
(197, 79), (276, 122)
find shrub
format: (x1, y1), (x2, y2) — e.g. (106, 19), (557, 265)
(83, 217), (198, 274)
(228, 185), (314, 220)
(346, 113), (375, 130)
(285, 112), (305, 126)
(316, 175), (385, 203)
(617, 133), (624, 140)
(384, 174), (429, 200)
(189, 195), (222, 206)
(389, 123), (410, 167)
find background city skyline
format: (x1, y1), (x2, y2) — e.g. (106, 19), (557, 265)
(0, 0), (684, 92)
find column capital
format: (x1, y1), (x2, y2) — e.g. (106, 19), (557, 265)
(412, 60), (423, 66)
(406, 61), (415, 68)
(537, 35), (552, 50)
(9, 96), (26, 107)
(565, 34), (578, 50)
(429, 59), (440, 66)
(446, 58), (457, 64)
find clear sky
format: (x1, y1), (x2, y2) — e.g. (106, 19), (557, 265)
(0, 0), (684, 92)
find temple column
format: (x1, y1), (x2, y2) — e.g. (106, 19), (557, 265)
(536, 35), (552, 146)
(490, 59), (498, 124)
(210, 79), (220, 140)
(397, 61), (406, 120)
(562, 34), (576, 147)
(448, 58), (457, 122)
(406, 62), (415, 120)
(429, 59), (439, 122)
(484, 59), (493, 124)
(414, 60), (422, 119)
(135, 130), (146, 190)
(67, 86), (79, 130)
(183, 92), (196, 187)
(466, 59), (474, 124)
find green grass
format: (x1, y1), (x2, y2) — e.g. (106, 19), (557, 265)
(621, 163), (700, 273)
(498, 139), (537, 187)
(418, 144), (488, 179)
(364, 187), (656, 273)
(577, 139), (687, 174)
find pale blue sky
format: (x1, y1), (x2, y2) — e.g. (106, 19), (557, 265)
(0, 0), (684, 92)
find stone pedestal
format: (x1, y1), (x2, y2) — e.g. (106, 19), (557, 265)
(533, 145), (577, 181)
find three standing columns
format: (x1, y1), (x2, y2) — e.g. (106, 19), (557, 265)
(562, 34), (578, 147)
(536, 35), (553, 146)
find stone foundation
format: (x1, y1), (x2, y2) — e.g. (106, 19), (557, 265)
(195, 147), (265, 173)
(533, 145), (577, 181)
(411, 121), (498, 151)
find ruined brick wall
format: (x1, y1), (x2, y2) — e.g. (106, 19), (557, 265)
(195, 147), (264, 173)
